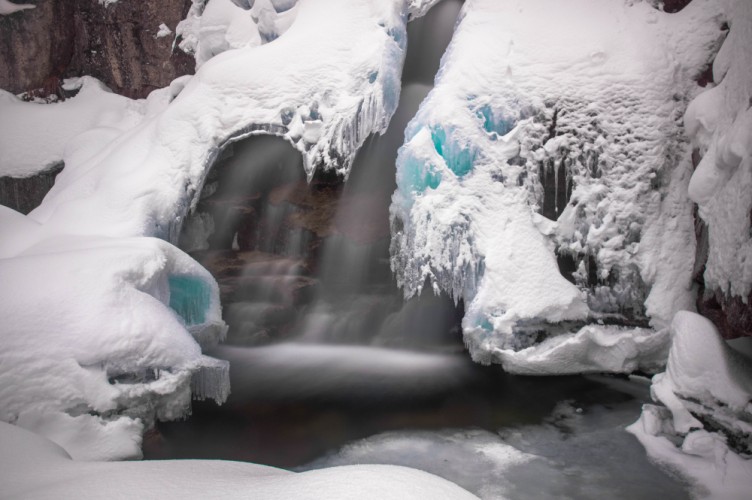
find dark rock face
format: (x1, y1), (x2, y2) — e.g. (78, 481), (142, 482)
(0, 163), (63, 214)
(0, 0), (76, 96)
(68, 0), (194, 99)
(0, 0), (194, 98)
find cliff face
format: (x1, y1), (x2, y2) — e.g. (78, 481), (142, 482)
(0, 0), (193, 98)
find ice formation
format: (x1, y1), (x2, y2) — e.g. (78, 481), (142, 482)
(628, 312), (752, 499)
(0, 422), (479, 500)
(390, 0), (726, 372)
(0, 76), (175, 178)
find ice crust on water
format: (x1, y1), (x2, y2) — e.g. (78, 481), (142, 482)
(304, 380), (689, 499)
(390, 0), (725, 372)
(628, 311), (752, 499)
(0, 0), (415, 461)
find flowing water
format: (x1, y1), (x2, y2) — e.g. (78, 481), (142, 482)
(155, 2), (691, 498)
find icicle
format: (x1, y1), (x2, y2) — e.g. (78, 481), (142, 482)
(191, 356), (230, 404)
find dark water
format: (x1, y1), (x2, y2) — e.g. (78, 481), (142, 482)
(157, 1), (691, 498)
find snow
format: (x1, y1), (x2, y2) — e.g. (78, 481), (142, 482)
(0, 0), (34, 16)
(0, 231), (228, 460)
(389, 0), (725, 372)
(627, 311), (752, 499)
(0, 422), (479, 500)
(489, 325), (670, 376)
(685, 0), (752, 300)
(156, 23), (172, 38)
(0, 77), (156, 178)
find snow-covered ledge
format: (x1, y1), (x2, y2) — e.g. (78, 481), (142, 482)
(627, 312), (752, 499)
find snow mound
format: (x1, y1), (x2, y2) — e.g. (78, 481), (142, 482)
(390, 0), (725, 371)
(0, 231), (228, 460)
(0, 422), (479, 500)
(685, 0), (752, 301)
(0, 76), (168, 178)
(628, 311), (752, 499)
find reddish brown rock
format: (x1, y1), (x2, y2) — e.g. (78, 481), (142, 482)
(0, 0), (194, 98)
(68, 0), (194, 99)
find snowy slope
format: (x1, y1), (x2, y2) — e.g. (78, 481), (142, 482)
(390, 0), (725, 372)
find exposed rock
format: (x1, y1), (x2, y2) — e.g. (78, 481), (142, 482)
(68, 0), (194, 98)
(0, 0), (75, 96)
(0, 162), (63, 214)
(0, 0), (194, 98)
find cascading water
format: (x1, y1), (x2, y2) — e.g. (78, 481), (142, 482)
(155, 2), (690, 498)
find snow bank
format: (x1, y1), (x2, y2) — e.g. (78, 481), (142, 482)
(628, 311), (752, 499)
(0, 422), (479, 500)
(0, 229), (228, 460)
(390, 0), (725, 372)
(0, 77), (165, 178)
(685, 0), (752, 301)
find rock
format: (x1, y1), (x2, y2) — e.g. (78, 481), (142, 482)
(68, 0), (194, 99)
(0, 163), (63, 214)
(0, 0), (194, 98)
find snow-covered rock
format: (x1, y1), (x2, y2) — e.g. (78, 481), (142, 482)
(390, 0), (725, 372)
(628, 311), (752, 499)
(0, 219), (228, 460)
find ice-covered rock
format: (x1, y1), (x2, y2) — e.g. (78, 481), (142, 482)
(628, 311), (752, 499)
(390, 0), (726, 371)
